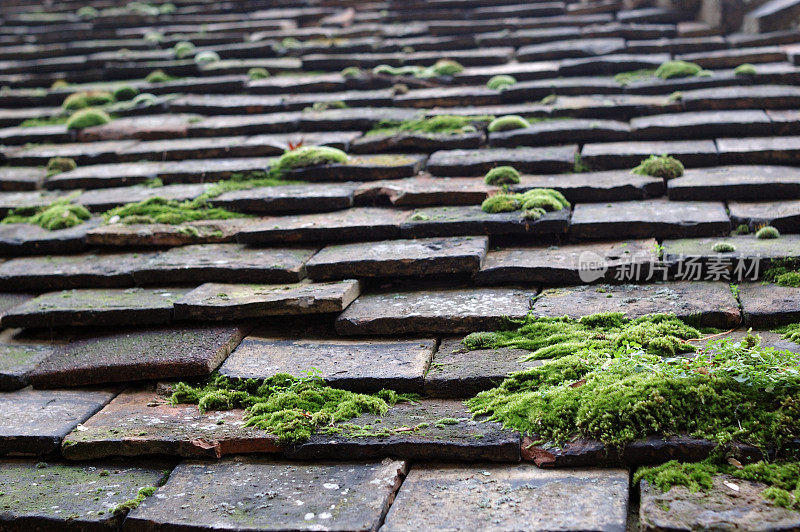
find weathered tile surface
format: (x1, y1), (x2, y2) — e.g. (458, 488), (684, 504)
(286, 399), (520, 462)
(427, 146), (577, 176)
(306, 236), (488, 281)
(336, 287), (534, 335)
(513, 169), (665, 202)
(581, 140), (719, 170)
(355, 176), (496, 206)
(739, 283), (800, 327)
(0, 342), (52, 391)
(0, 252), (151, 291)
(126, 458), (407, 531)
(716, 136), (800, 165)
(382, 464), (628, 532)
(62, 388), (280, 459)
(0, 460), (170, 529)
(174, 280), (361, 320)
(728, 199), (800, 233)
(2, 288), (188, 329)
(221, 335), (436, 393)
(29, 325), (246, 388)
(531, 282), (741, 328)
(86, 219), (249, 247)
(0, 388), (116, 455)
(400, 205), (570, 238)
(210, 183), (356, 214)
(668, 165), (800, 200)
(0, 218), (102, 256)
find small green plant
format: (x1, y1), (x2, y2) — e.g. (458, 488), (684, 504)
(341, 66), (361, 78)
(668, 91), (683, 102)
(486, 75), (516, 91)
(484, 166), (520, 186)
(194, 50), (220, 65)
(735, 224), (750, 235)
(734, 63), (757, 76)
(112, 486), (157, 516)
(2, 197), (91, 230)
(62, 90), (114, 111)
(46, 157), (77, 177)
(712, 242), (736, 253)
(247, 67), (269, 80)
(654, 60), (704, 80)
(487, 115), (530, 132)
(66, 108), (111, 130)
(273, 146), (348, 172)
(172, 41), (195, 59)
(280, 37), (301, 49)
(431, 59), (464, 76)
(145, 70), (173, 83)
(132, 93), (157, 105)
(573, 153), (590, 173)
(112, 85), (139, 101)
(632, 155), (684, 179)
(756, 226), (780, 240)
(480, 194), (520, 213)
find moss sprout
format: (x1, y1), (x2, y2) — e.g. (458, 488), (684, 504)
(112, 486), (157, 516)
(431, 59), (464, 76)
(756, 226), (780, 240)
(341, 66), (362, 78)
(484, 166), (520, 186)
(273, 146), (348, 172)
(66, 108), (111, 130)
(734, 63), (757, 76)
(195, 50), (220, 66)
(172, 41), (196, 59)
(46, 157), (77, 177)
(62, 90), (114, 111)
(654, 60), (704, 80)
(480, 194), (520, 213)
(487, 115), (530, 132)
(170, 372), (413, 444)
(2, 198), (90, 230)
(112, 85), (139, 101)
(247, 67), (269, 80)
(486, 75), (517, 91)
(632, 154), (685, 179)
(712, 242), (736, 253)
(145, 70), (173, 83)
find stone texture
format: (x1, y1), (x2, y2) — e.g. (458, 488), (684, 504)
(335, 287), (534, 335)
(0, 460), (170, 529)
(728, 200), (800, 233)
(4, 140), (137, 166)
(382, 464), (628, 532)
(86, 219), (249, 247)
(126, 458), (407, 532)
(76, 183), (205, 212)
(0, 388), (116, 455)
(663, 234), (800, 276)
(62, 388), (280, 459)
(285, 154), (426, 182)
(581, 140), (719, 170)
(0, 218), (102, 256)
(305, 236), (488, 281)
(427, 146), (577, 176)
(570, 199), (731, 239)
(630, 110), (773, 140)
(531, 282), (741, 328)
(174, 280), (361, 321)
(668, 165), (800, 200)
(351, 131), (484, 154)
(210, 183), (356, 214)
(476, 239), (659, 285)
(355, 176), (496, 206)
(286, 400), (520, 462)
(0, 342), (52, 391)
(220, 335), (436, 393)
(132, 244), (316, 285)
(489, 119), (630, 147)
(424, 337), (540, 398)
(739, 283), (800, 327)
(400, 205), (570, 238)
(0, 166), (46, 191)
(237, 207), (408, 244)
(717, 136), (800, 165)
(640, 476), (800, 532)
(2, 288), (188, 329)
(29, 325), (246, 388)
(44, 161), (165, 190)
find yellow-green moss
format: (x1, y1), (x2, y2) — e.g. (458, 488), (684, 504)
(103, 197), (246, 225)
(2, 198), (91, 230)
(46, 157), (77, 177)
(487, 115), (530, 132)
(172, 41), (195, 59)
(486, 75), (516, 91)
(247, 67), (269, 80)
(66, 108), (111, 130)
(112, 85), (138, 101)
(734, 63), (757, 76)
(273, 146), (348, 172)
(655, 60), (704, 80)
(632, 154), (684, 179)
(484, 166), (520, 185)
(145, 70), (173, 83)
(756, 226), (780, 240)
(712, 242), (736, 253)
(367, 115), (490, 136)
(62, 90), (114, 111)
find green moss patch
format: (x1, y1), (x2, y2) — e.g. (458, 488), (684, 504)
(199, 171), (301, 201)
(66, 108), (112, 130)
(487, 115), (530, 132)
(467, 325), (800, 450)
(62, 90), (114, 111)
(371, 59), (464, 79)
(2, 197), (90, 230)
(19, 115), (69, 128)
(170, 372), (414, 444)
(655, 60), (706, 80)
(632, 154), (685, 179)
(103, 197), (246, 225)
(46, 157), (77, 177)
(366, 115), (491, 137)
(112, 486), (157, 516)
(480, 188), (569, 219)
(484, 166), (520, 186)
(145, 70), (174, 83)
(734, 63), (757, 76)
(757, 226), (780, 240)
(487, 75), (516, 91)
(273, 146), (348, 172)
(248, 67), (269, 80)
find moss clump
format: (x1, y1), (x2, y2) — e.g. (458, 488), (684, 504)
(104, 197), (245, 225)
(756, 226), (780, 240)
(2, 198), (91, 230)
(144, 31), (164, 43)
(463, 312), (700, 360)
(77, 6), (99, 18)
(762, 259), (800, 287)
(304, 100), (347, 113)
(467, 327), (800, 449)
(614, 69), (656, 86)
(712, 242), (736, 253)
(341, 66), (362, 78)
(66, 108), (111, 130)
(62, 90), (114, 111)
(132, 93), (157, 106)
(734, 63), (757, 76)
(488, 115), (530, 132)
(366, 115), (490, 136)
(145, 70), (173, 83)
(668, 91), (683, 102)
(172, 41), (195, 59)
(170, 372), (412, 444)
(51, 79), (69, 89)
(480, 194), (520, 213)
(112, 85), (139, 101)
(46, 157), (77, 177)
(248, 67), (269, 80)
(273, 146), (348, 172)
(112, 486), (157, 516)
(632, 154), (685, 179)
(636, 459), (800, 509)
(484, 166), (520, 186)
(655, 60), (704, 80)
(199, 171), (300, 201)
(735, 224), (750, 235)
(486, 75), (516, 91)
(431, 59), (464, 76)
(195, 50), (220, 65)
